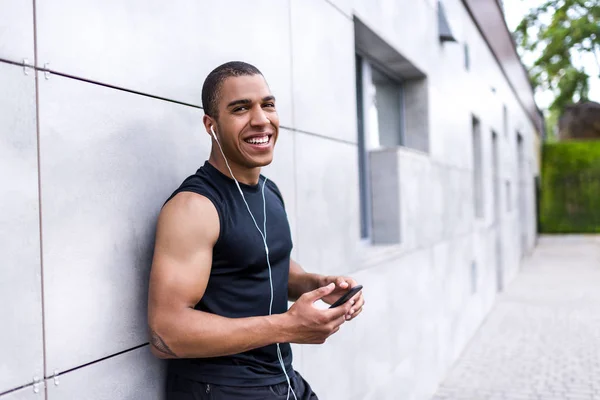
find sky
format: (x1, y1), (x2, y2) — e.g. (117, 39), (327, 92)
(502, 0), (600, 110)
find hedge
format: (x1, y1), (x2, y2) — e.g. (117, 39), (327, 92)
(540, 140), (600, 233)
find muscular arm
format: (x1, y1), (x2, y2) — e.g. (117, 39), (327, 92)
(288, 259), (325, 302)
(147, 192), (290, 359)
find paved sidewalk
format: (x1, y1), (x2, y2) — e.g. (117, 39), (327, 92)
(431, 235), (600, 400)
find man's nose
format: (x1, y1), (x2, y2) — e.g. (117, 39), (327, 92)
(250, 107), (270, 127)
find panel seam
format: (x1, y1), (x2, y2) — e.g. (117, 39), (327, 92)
(46, 343), (149, 379)
(32, 1), (49, 396)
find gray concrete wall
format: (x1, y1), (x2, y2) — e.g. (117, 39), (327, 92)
(0, 0), (538, 399)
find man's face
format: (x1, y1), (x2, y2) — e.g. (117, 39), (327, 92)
(213, 74), (279, 169)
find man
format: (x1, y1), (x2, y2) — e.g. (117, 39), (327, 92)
(148, 61), (364, 399)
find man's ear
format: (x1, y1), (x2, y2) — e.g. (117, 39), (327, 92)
(202, 115), (215, 137)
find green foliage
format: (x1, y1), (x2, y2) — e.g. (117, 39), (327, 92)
(544, 107), (561, 142)
(540, 140), (600, 233)
(513, 0), (600, 112)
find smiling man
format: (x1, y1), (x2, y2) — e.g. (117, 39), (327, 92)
(147, 61), (364, 399)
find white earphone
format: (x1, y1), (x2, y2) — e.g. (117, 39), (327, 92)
(210, 126), (297, 400)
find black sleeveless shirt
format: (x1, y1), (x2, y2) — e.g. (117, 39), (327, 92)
(165, 161), (294, 387)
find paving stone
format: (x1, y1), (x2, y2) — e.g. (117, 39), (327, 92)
(430, 236), (600, 400)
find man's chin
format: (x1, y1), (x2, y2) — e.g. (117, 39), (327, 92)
(247, 155), (274, 169)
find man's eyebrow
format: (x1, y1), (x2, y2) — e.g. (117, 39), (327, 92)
(227, 98), (251, 109)
(226, 96), (276, 109)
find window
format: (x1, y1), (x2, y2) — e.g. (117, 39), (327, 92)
(355, 17), (429, 154)
(354, 18), (429, 244)
(356, 55), (404, 240)
(517, 134), (527, 257)
(464, 43), (470, 71)
(472, 116), (484, 218)
(356, 55), (371, 240)
(360, 60), (405, 150)
(438, 0), (457, 43)
(492, 131), (500, 223)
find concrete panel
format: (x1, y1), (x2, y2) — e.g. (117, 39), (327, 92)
(502, 213), (522, 287)
(325, 0), (353, 18)
(430, 240), (455, 379)
(429, 0), (470, 95)
(301, 248), (434, 400)
(433, 235), (475, 323)
(446, 169), (474, 238)
(428, 85), (473, 170)
(46, 346), (165, 400)
(425, 165), (473, 242)
(404, 78), (430, 153)
(352, 0), (437, 77)
(430, 233), (484, 374)
(261, 128), (298, 259)
(294, 133), (360, 275)
(398, 149), (446, 250)
(0, 64), (44, 393)
(35, 0), (293, 125)
(0, 0), (34, 63)
(0, 385), (44, 400)
(483, 227), (500, 305)
(290, 0), (357, 142)
(38, 75), (208, 373)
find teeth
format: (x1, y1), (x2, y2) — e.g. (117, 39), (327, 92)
(246, 136), (269, 145)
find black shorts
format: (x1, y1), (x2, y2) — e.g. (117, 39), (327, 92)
(166, 371), (319, 400)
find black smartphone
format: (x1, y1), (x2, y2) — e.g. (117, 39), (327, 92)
(328, 285), (363, 309)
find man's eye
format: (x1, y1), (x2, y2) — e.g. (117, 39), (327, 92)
(234, 106), (248, 112)
(264, 103), (275, 108)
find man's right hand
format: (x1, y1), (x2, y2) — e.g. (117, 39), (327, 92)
(281, 282), (354, 344)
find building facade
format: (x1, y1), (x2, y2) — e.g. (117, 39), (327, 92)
(0, 0), (541, 399)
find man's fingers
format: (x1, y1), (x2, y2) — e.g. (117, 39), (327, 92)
(352, 292), (364, 309)
(332, 314), (347, 329)
(350, 291), (362, 303)
(348, 307), (363, 320)
(346, 277), (358, 288)
(328, 325), (341, 338)
(335, 276), (349, 289)
(346, 294), (364, 320)
(341, 291), (362, 315)
(326, 300), (353, 320)
(304, 282), (336, 302)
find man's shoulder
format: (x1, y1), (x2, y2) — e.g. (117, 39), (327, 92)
(163, 191), (218, 219)
(165, 167), (225, 208)
(157, 191), (220, 248)
(263, 177), (286, 209)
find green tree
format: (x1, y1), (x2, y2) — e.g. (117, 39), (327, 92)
(513, 0), (600, 112)
(545, 107), (561, 141)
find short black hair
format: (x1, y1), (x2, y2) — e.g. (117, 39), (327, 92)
(201, 61), (263, 118)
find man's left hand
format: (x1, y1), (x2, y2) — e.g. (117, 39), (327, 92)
(320, 276), (364, 321)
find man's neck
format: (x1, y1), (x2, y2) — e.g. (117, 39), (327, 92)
(208, 152), (261, 186)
